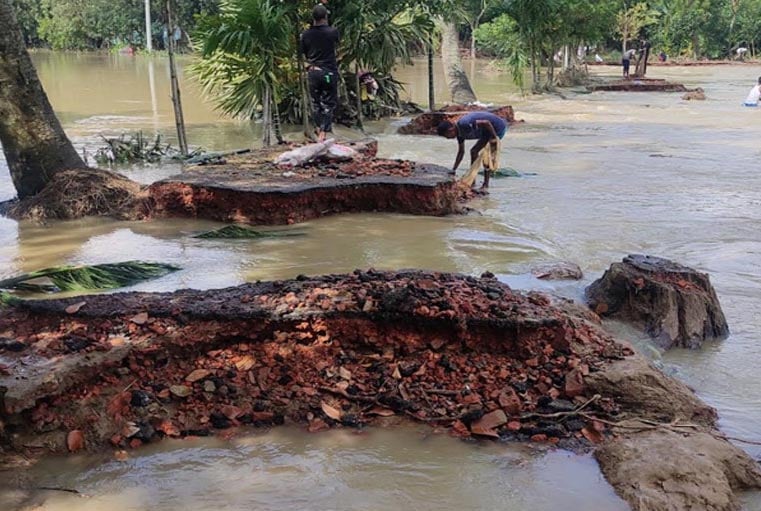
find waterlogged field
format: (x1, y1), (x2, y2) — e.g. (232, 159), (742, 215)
(1, 53), (761, 509)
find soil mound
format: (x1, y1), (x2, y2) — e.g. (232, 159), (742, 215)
(587, 254), (729, 349)
(0, 270), (633, 451)
(1, 270), (758, 509)
(1, 168), (150, 222)
(597, 429), (761, 511)
(398, 105), (518, 136)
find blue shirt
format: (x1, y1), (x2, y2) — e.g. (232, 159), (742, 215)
(456, 112), (507, 141)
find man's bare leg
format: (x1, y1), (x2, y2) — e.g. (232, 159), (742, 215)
(482, 168), (491, 189)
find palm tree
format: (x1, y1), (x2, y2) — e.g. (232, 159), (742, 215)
(334, 0), (433, 123)
(193, 0), (292, 145)
(439, 19), (477, 103)
(0, 0), (85, 198)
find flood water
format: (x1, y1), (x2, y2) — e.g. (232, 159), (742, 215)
(2, 52), (761, 509)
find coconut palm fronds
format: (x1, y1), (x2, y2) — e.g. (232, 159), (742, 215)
(0, 261), (181, 293)
(193, 225), (306, 239)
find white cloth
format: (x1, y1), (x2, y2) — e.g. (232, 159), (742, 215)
(745, 85), (760, 105)
(623, 49), (637, 60)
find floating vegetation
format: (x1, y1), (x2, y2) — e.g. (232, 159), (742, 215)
(0, 261), (181, 293)
(194, 225), (307, 239)
(93, 132), (171, 166)
(0, 291), (21, 306)
(92, 132), (204, 166)
(483, 167), (538, 178)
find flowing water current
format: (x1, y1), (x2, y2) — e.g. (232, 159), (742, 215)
(2, 53), (761, 509)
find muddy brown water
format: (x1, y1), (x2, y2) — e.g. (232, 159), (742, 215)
(1, 52), (761, 509)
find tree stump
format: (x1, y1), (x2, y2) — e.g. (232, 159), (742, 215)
(586, 255), (729, 349)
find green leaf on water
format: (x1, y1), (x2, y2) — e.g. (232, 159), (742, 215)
(194, 225), (306, 239)
(480, 167), (538, 178)
(0, 261), (181, 293)
(0, 291), (21, 307)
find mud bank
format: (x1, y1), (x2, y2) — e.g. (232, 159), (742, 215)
(147, 139), (460, 224)
(1, 270), (758, 510)
(589, 60), (756, 67)
(588, 78), (690, 93)
(148, 139), (460, 225)
(398, 105), (519, 136)
(148, 160), (459, 224)
(1, 140), (463, 224)
(587, 255), (729, 349)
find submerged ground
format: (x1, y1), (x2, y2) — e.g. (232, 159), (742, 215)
(1, 54), (761, 509)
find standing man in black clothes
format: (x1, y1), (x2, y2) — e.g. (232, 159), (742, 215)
(300, 4), (339, 141)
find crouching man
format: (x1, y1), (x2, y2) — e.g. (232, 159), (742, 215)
(437, 111), (508, 189)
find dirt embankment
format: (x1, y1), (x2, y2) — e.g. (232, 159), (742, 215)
(587, 254), (729, 349)
(587, 78), (690, 93)
(1, 270), (759, 510)
(0, 140), (463, 224)
(398, 105), (520, 136)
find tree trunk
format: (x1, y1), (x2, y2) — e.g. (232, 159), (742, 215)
(530, 41), (540, 92)
(144, 0), (152, 51)
(273, 98), (283, 144)
(427, 35), (435, 111)
(262, 83), (272, 147)
(546, 55), (555, 89)
(470, 23), (477, 59)
(0, 0), (85, 199)
(439, 20), (477, 104)
(166, 0), (188, 156)
(294, 20), (311, 139)
(354, 64), (363, 130)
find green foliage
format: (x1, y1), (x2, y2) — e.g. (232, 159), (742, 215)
(616, 2), (660, 50)
(14, 0), (217, 49)
(192, 0), (438, 122)
(191, 0), (292, 119)
(474, 14), (528, 89)
(11, 0), (761, 60)
(335, 1), (433, 72)
(0, 291), (21, 307)
(194, 225), (306, 239)
(94, 132), (179, 166)
(0, 261), (181, 293)
(12, 0), (45, 45)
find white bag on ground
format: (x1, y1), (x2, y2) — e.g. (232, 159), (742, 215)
(274, 139), (335, 167)
(325, 144), (358, 161)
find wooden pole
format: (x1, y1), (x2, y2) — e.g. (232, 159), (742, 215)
(354, 64), (363, 130)
(262, 84), (272, 146)
(144, 0), (152, 51)
(428, 35), (435, 111)
(297, 46), (312, 139)
(166, 0), (188, 156)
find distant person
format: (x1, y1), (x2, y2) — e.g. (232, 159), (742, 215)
(300, 4), (340, 141)
(658, 51), (667, 62)
(743, 76), (761, 107)
(622, 48), (637, 78)
(437, 112), (508, 189)
(358, 71), (379, 100)
(737, 47), (749, 61)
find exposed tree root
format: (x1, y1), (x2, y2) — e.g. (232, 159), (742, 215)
(2, 168), (151, 222)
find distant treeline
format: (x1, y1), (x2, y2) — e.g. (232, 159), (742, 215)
(12, 0), (761, 60)
(470, 0), (761, 61)
(12, 0), (218, 50)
